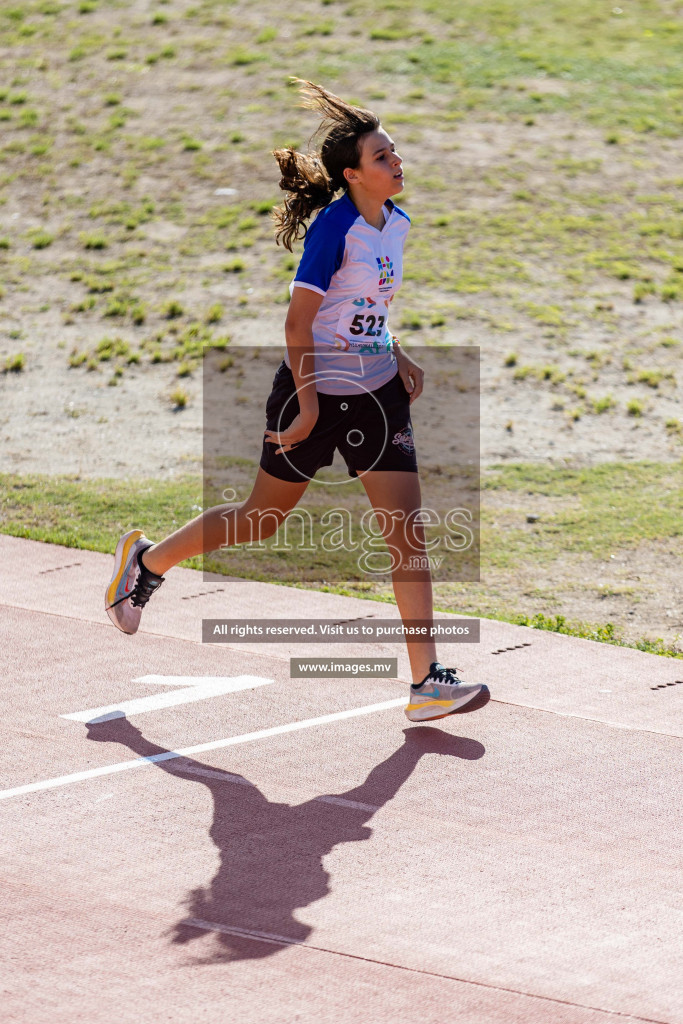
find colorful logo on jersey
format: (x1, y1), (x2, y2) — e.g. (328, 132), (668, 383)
(357, 340), (382, 355)
(352, 296), (377, 308)
(376, 256), (394, 287)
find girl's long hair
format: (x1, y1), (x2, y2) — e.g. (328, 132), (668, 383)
(273, 79), (380, 251)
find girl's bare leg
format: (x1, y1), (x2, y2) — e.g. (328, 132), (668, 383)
(357, 470), (437, 684)
(142, 468), (310, 576)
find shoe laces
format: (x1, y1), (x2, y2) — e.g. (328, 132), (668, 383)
(130, 569), (163, 608)
(432, 663), (462, 686)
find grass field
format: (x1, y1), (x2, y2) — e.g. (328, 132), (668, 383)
(1, 0), (681, 655)
(2, 464), (680, 657)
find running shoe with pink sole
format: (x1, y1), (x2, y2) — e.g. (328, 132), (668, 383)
(105, 529), (164, 634)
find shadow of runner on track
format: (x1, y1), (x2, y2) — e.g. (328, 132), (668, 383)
(86, 717), (485, 964)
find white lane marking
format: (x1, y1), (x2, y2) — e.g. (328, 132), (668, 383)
(317, 795), (379, 813)
(60, 675), (273, 724)
(183, 918), (303, 947)
(178, 764), (259, 787)
(0, 698), (405, 801)
(177, 764), (378, 811)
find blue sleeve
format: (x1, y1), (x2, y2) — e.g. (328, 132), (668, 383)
(293, 206), (350, 296)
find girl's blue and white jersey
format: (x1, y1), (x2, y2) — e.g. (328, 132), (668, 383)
(287, 192), (410, 395)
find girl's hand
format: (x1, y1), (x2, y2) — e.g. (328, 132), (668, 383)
(264, 408), (318, 455)
(395, 345), (424, 404)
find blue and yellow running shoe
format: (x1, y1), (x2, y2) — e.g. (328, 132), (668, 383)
(405, 662), (484, 722)
(105, 529), (164, 634)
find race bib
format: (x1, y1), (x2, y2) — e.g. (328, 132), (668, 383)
(334, 296), (392, 354)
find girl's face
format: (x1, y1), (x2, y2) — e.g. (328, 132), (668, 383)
(344, 128), (404, 201)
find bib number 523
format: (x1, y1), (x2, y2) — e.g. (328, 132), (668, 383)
(349, 313), (386, 337)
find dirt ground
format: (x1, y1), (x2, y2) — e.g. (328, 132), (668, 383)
(2, 109), (681, 477)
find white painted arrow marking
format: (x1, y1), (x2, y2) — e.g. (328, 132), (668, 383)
(60, 675), (274, 725)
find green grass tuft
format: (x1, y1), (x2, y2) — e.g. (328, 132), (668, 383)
(3, 352), (25, 372)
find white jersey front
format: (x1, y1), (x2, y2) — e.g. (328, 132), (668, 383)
(288, 192), (410, 395)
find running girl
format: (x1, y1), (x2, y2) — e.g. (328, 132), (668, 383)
(105, 80), (487, 722)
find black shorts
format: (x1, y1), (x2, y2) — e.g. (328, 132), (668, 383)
(259, 361), (419, 483)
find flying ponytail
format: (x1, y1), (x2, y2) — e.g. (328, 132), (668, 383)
(273, 79), (380, 252)
(272, 148), (338, 252)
